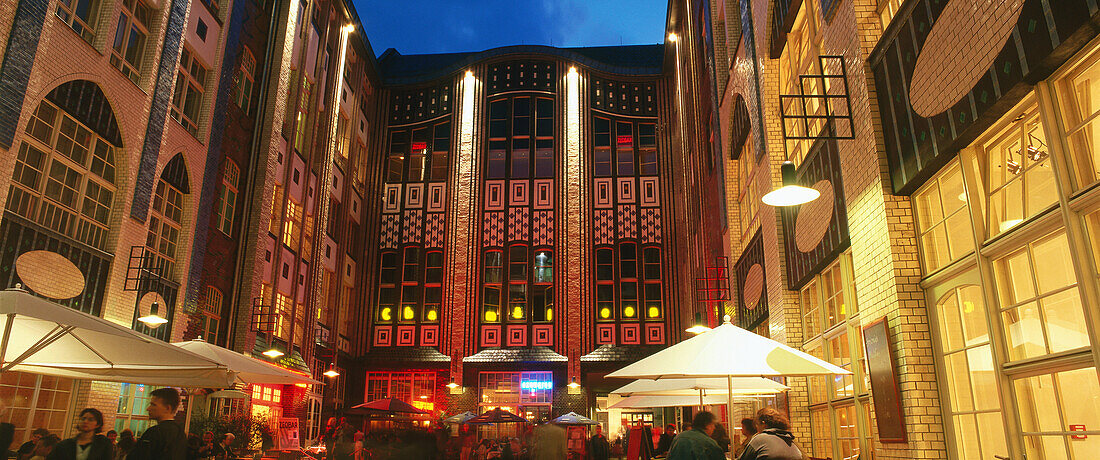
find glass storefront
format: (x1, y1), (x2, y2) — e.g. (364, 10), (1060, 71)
(0, 371), (74, 443)
(478, 371), (553, 421)
(914, 37), (1100, 460)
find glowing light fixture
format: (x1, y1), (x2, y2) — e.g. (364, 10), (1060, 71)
(568, 66), (577, 74)
(342, 24), (355, 33)
(446, 382), (460, 389)
(761, 161), (820, 206)
(426, 309), (438, 321)
(668, 33), (678, 42)
(403, 306), (415, 320)
(380, 307), (392, 321)
(485, 310), (498, 322)
(138, 301), (168, 327)
(567, 380), (581, 389)
(263, 348), (284, 359)
(465, 70), (474, 78)
(685, 325), (712, 334)
(600, 307), (611, 319)
(623, 305), (636, 318)
(647, 306), (660, 318)
(546, 308), (553, 321)
(323, 368), (340, 378)
(512, 306), (524, 319)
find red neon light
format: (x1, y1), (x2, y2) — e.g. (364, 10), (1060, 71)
(411, 142), (428, 151)
(616, 135), (633, 145)
(1071, 425), (1087, 440)
(412, 401), (435, 411)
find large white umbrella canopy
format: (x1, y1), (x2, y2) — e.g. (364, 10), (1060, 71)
(611, 377), (788, 397)
(173, 339), (321, 385)
(0, 288), (234, 387)
(610, 394), (761, 409)
(606, 316), (850, 380)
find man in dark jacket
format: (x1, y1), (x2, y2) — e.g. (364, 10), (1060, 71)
(588, 425), (610, 460)
(737, 408), (803, 460)
(130, 388), (187, 460)
(666, 412), (724, 460)
(47, 408), (113, 460)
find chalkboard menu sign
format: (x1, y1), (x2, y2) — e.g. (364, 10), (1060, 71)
(862, 317), (906, 442)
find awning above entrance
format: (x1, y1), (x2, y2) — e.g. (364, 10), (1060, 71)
(362, 346), (452, 364)
(580, 344), (664, 363)
(462, 346), (567, 364)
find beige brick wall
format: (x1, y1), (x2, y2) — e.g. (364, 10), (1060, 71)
(715, 0), (947, 458)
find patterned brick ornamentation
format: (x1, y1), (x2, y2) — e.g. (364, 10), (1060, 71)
(594, 209), (615, 244)
(427, 183), (447, 211)
(533, 211), (554, 246)
(509, 181), (529, 206)
(485, 181), (506, 210)
(507, 207), (529, 241)
(640, 177), (660, 206)
(381, 215), (401, 249)
(420, 325), (439, 346)
(405, 183), (424, 208)
(617, 178), (636, 203)
(594, 178), (614, 208)
(483, 212), (505, 246)
(617, 205), (637, 239)
(533, 180), (553, 209)
(425, 213), (446, 247)
(596, 324), (615, 345)
(383, 184), (402, 213)
(506, 325), (527, 346)
(396, 326), (416, 346)
(402, 210), (423, 243)
(645, 323), (665, 344)
(620, 324), (641, 345)
(374, 327), (393, 347)
(481, 325), (501, 347)
(533, 325), (553, 346)
(640, 208), (662, 243)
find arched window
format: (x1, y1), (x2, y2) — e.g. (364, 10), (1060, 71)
(214, 159), (239, 235)
(201, 285), (223, 344)
(146, 154), (189, 279)
(8, 84), (120, 252)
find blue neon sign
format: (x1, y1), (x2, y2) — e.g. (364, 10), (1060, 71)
(520, 380), (553, 390)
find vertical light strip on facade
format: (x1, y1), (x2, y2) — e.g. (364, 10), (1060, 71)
(564, 66), (582, 380)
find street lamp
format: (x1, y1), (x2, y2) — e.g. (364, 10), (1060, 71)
(323, 368), (340, 378)
(761, 161), (820, 206)
(138, 301), (168, 328)
(262, 347), (284, 359)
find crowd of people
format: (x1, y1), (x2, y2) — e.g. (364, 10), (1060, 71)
(3, 393), (807, 460)
(1, 388), (244, 460)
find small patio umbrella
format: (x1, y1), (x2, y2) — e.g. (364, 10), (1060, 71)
(0, 288), (233, 387)
(551, 412), (599, 425)
(607, 315), (850, 457)
(466, 408), (528, 439)
(350, 398), (428, 415)
(444, 411), (477, 424)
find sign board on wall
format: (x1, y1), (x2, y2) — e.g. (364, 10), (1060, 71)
(276, 417), (300, 450)
(862, 317), (906, 443)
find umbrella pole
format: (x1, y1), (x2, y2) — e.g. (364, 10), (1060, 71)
(184, 390), (195, 433)
(0, 313), (13, 365)
(727, 376), (735, 459)
(698, 389), (704, 410)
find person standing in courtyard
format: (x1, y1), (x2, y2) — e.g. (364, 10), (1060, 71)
(588, 425), (610, 460)
(736, 408), (802, 460)
(129, 388), (186, 460)
(46, 408), (113, 460)
(665, 412), (724, 460)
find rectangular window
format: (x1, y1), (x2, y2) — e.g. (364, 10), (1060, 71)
(638, 123), (657, 175)
(56, 0), (98, 44)
(431, 122), (451, 181)
(535, 98), (554, 178)
(1012, 366), (1099, 459)
(994, 231), (1090, 360)
(488, 100), (508, 179)
(366, 372), (436, 411)
(110, 0), (151, 85)
(1, 372), (74, 443)
(594, 117), (612, 177)
(170, 47), (208, 136)
(408, 127), (428, 182)
(115, 383), (160, 435)
(914, 161), (974, 272)
(215, 161), (239, 236)
(387, 130), (408, 183)
(978, 107), (1056, 236)
(483, 250), (503, 323)
(615, 122), (634, 176)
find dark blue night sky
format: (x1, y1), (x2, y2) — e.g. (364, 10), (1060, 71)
(351, 0), (668, 57)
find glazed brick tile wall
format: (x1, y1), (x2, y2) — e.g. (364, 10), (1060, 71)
(0, 0), (46, 149)
(716, 0), (947, 458)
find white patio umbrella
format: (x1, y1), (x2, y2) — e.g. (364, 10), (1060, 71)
(173, 339), (321, 385)
(610, 394), (759, 409)
(607, 315), (850, 456)
(0, 288), (234, 387)
(612, 377), (788, 408)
